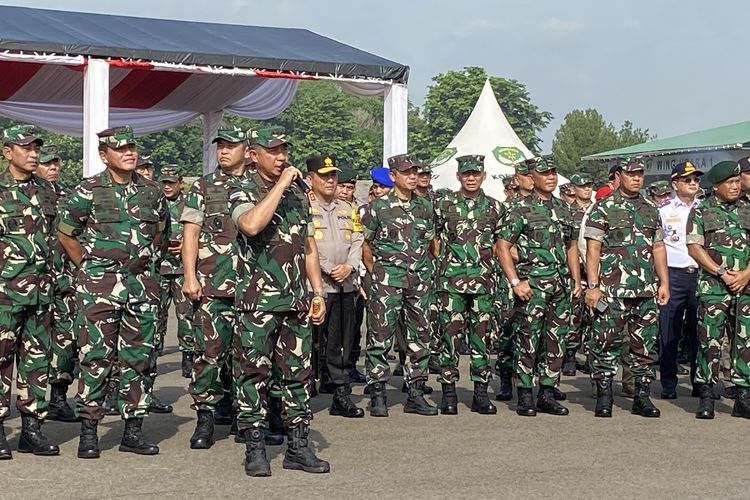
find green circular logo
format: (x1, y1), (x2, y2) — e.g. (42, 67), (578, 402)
(492, 146), (524, 166)
(431, 147), (457, 167)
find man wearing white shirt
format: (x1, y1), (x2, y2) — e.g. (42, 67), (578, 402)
(658, 161), (703, 399)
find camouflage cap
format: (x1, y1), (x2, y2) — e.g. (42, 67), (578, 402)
(620, 158), (645, 172)
(514, 159), (530, 175)
(98, 125), (136, 148)
(387, 154), (415, 172)
(306, 155), (340, 175)
(337, 166), (358, 184)
(570, 172), (594, 186)
(706, 160), (741, 185)
(671, 161), (703, 179)
(212, 125), (247, 144)
(456, 154), (485, 173)
(3, 124), (43, 146)
(648, 180), (671, 196)
(136, 156), (154, 168)
(527, 156), (553, 172)
(39, 144), (61, 163)
(160, 164), (182, 183)
(248, 126), (289, 148)
(502, 176), (517, 189)
(415, 160), (432, 175)
(559, 183), (574, 196)
(737, 156), (750, 173)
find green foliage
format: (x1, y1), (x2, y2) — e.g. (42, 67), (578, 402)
(410, 66), (552, 161)
(551, 109), (654, 183)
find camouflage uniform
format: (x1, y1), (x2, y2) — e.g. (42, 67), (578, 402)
(565, 201), (592, 355)
(493, 197), (515, 373)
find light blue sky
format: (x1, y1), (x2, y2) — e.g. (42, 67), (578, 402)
(5, 0), (749, 151)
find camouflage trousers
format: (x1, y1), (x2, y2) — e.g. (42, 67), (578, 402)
(0, 303), (52, 420)
(590, 296), (657, 383)
(366, 274), (432, 384)
(494, 278), (515, 372)
(49, 288), (77, 385)
(428, 292), (442, 356)
(189, 296), (234, 411)
(514, 276), (571, 389)
(235, 309), (312, 429)
(157, 274), (194, 353)
(695, 293), (750, 387)
(75, 293), (157, 421)
(437, 291), (493, 384)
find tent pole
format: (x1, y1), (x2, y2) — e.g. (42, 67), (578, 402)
(83, 58), (110, 177)
(202, 111), (222, 175)
(383, 83), (408, 166)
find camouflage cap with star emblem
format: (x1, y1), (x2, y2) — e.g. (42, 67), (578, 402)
(619, 157), (645, 172)
(249, 126), (289, 148)
(212, 125), (247, 144)
(3, 124), (43, 146)
(570, 172), (594, 186)
(413, 158), (431, 175)
(97, 125), (136, 148)
(387, 154), (415, 172)
(559, 183), (574, 196)
(648, 180), (671, 196)
(456, 154), (485, 173)
(526, 156), (553, 172)
(160, 164), (182, 183)
(306, 155), (340, 174)
(39, 144), (61, 163)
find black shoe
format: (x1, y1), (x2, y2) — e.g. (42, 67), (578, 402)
(562, 349), (577, 376)
(181, 352), (194, 379)
(471, 382), (497, 415)
(731, 387), (750, 419)
(404, 380), (438, 416)
(18, 414), (59, 456)
(330, 385), (364, 418)
(119, 418), (159, 455)
(632, 381), (661, 418)
(267, 396), (286, 444)
(428, 355), (441, 375)
(244, 428), (271, 477)
(516, 387), (536, 416)
(77, 419), (100, 459)
(349, 368), (367, 384)
(552, 387), (567, 401)
(695, 384), (715, 420)
(214, 393), (233, 425)
(283, 423), (330, 474)
(148, 396), (173, 414)
(369, 382), (388, 417)
(401, 380), (433, 395)
(724, 385), (738, 400)
(48, 383), (79, 422)
(495, 367), (513, 401)
(190, 410), (215, 449)
(660, 390), (677, 400)
(595, 378), (613, 418)
(440, 383), (458, 415)
(0, 422), (12, 460)
(537, 386), (569, 416)
(393, 364), (404, 377)
(363, 384), (371, 395)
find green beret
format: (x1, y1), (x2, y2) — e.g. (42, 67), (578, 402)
(337, 166), (357, 184)
(648, 180), (671, 195)
(706, 160), (741, 184)
(456, 154), (484, 173)
(570, 173), (593, 186)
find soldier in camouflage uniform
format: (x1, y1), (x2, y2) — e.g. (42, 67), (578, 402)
(498, 157), (581, 416)
(229, 126), (329, 476)
(434, 155), (502, 415)
(37, 145), (79, 423)
(135, 157), (155, 180)
(0, 125), (60, 459)
(157, 165), (194, 381)
(559, 183), (575, 206)
(361, 154), (438, 417)
(58, 125), (169, 458)
(648, 180), (672, 206)
(583, 159), (670, 418)
(687, 161), (750, 419)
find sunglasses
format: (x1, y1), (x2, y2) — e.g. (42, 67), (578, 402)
(677, 176), (700, 184)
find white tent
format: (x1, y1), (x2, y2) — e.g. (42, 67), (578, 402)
(430, 79), (567, 201)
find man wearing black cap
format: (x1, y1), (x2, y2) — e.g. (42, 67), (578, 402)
(135, 157), (155, 180)
(738, 156), (750, 202)
(657, 161), (703, 399)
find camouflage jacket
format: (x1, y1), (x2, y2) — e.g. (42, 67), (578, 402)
(180, 168), (239, 298)
(159, 191), (186, 275)
(0, 169), (56, 305)
(58, 170), (169, 299)
(583, 191), (663, 298)
(229, 170), (312, 312)
(501, 192), (574, 279)
(686, 196), (750, 295)
(361, 190), (435, 288)
(434, 190), (502, 294)
(50, 182), (77, 295)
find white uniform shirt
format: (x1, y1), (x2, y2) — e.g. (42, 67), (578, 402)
(658, 196), (699, 268)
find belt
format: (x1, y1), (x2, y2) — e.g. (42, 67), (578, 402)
(669, 266), (698, 274)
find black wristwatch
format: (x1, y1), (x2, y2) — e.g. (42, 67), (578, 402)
(716, 265), (727, 278)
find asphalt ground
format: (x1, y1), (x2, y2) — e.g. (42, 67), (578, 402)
(2, 322), (749, 500)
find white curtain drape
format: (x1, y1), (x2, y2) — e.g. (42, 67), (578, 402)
(83, 59), (110, 177)
(201, 111), (223, 174)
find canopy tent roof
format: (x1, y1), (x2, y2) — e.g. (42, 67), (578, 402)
(429, 80), (568, 201)
(0, 5), (408, 82)
(584, 120), (750, 160)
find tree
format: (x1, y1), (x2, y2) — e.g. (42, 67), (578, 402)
(411, 66), (552, 161)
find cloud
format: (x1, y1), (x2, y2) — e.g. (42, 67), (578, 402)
(540, 17), (584, 35)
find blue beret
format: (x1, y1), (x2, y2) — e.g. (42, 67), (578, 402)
(370, 167), (394, 187)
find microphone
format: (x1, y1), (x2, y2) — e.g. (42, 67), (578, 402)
(281, 161), (309, 193)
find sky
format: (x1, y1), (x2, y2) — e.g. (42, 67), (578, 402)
(4, 0), (750, 152)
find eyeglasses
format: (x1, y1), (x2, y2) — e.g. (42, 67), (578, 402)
(677, 177), (700, 184)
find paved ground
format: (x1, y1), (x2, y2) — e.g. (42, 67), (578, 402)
(3, 326), (750, 500)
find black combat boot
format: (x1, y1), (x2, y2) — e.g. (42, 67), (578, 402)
(401, 380), (434, 394)
(18, 414), (59, 456)
(48, 383), (79, 422)
(552, 387), (567, 401)
(471, 382), (497, 415)
(369, 382), (389, 417)
(516, 387), (536, 416)
(181, 351), (193, 379)
(404, 380), (438, 416)
(119, 418), (159, 455)
(595, 378), (613, 417)
(102, 380), (119, 416)
(428, 355), (441, 375)
(190, 410), (215, 449)
(330, 385), (364, 418)
(0, 421), (11, 460)
(148, 394), (173, 414)
(244, 428), (271, 477)
(536, 386), (569, 416)
(632, 381), (661, 418)
(266, 396), (286, 445)
(731, 387), (750, 419)
(214, 392), (233, 425)
(562, 348), (577, 376)
(77, 419), (100, 459)
(440, 383), (458, 415)
(495, 367), (514, 401)
(282, 423), (330, 474)
(695, 384), (715, 420)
